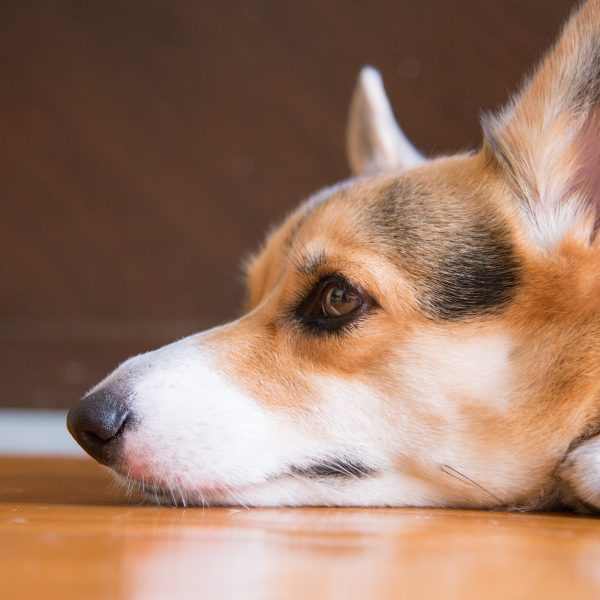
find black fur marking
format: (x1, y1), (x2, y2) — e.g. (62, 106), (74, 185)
(291, 459), (376, 479)
(371, 180), (521, 321)
(429, 219), (520, 319)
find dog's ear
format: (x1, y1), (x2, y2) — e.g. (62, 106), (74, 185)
(483, 0), (600, 249)
(347, 67), (425, 176)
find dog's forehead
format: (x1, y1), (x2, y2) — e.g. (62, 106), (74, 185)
(293, 156), (498, 242)
(285, 155), (521, 320)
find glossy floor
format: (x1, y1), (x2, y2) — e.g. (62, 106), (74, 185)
(1, 457), (600, 600)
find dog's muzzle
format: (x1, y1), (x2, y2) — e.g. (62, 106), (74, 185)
(67, 389), (131, 465)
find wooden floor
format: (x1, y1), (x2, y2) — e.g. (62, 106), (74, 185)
(2, 457), (600, 599)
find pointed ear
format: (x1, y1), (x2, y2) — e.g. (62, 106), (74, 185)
(483, 0), (600, 249)
(346, 67), (425, 176)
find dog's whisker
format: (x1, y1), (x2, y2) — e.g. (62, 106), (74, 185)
(440, 464), (504, 505)
(269, 474), (298, 506)
(177, 482), (187, 508)
(225, 482), (250, 510)
(167, 480), (178, 506)
(332, 462), (361, 481)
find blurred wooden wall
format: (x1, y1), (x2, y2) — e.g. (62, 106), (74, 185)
(0, 0), (572, 408)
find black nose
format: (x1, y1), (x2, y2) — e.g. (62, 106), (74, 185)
(67, 389), (130, 464)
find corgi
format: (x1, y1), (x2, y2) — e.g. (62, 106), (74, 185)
(68, 0), (600, 512)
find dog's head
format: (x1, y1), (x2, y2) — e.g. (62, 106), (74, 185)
(68, 1), (600, 508)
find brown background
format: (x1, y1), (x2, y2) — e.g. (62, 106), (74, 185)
(1, 0), (573, 408)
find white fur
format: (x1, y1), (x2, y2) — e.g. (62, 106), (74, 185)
(347, 66), (425, 176)
(559, 435), (600, 511)
(405, 331), (513, 411)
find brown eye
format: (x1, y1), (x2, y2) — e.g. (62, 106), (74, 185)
(321, 282), (361, 317)
(295, 275), (374, 334)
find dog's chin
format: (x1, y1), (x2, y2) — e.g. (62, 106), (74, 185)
(108, 460), (390, 507)
(107, 461), (472, 508)
(112, 473), (361, 508)
(109, 469), (282, 507)
(106, 447), (387, 507)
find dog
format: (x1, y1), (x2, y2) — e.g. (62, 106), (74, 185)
(68, 0), (600, 512)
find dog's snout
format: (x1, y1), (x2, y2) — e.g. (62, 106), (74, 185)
(67, 389), (130, 465)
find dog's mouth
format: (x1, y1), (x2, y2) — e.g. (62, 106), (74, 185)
(113, 457), (377, 506)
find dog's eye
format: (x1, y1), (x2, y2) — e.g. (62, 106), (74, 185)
(296, 276), (373, 333)
(321, 282), (361, 317)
